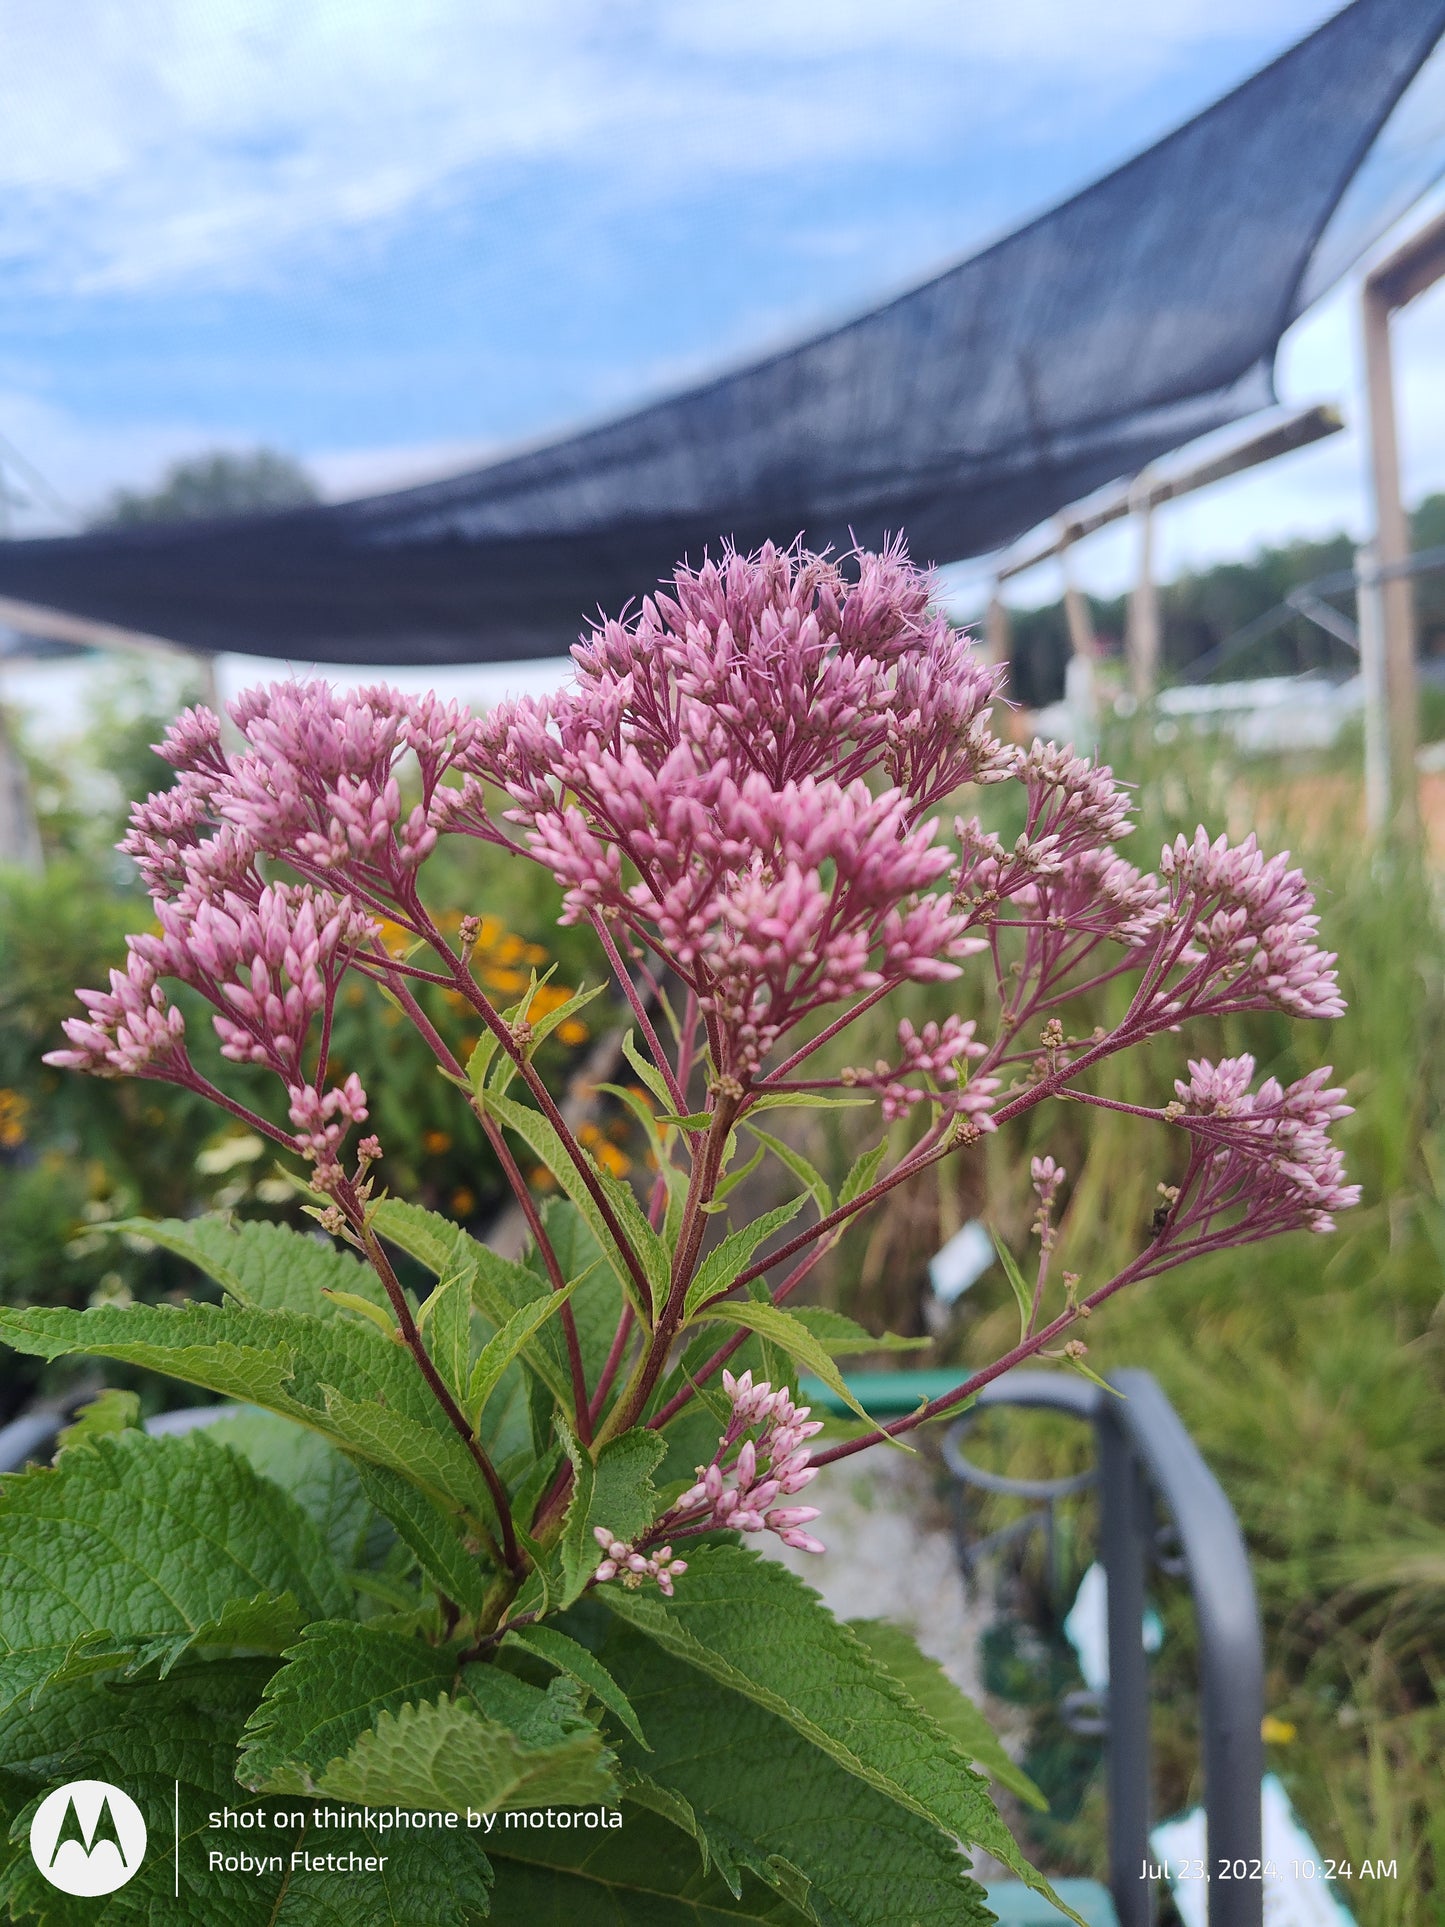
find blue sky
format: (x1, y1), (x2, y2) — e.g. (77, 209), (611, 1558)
(1, 0), (1444, 631)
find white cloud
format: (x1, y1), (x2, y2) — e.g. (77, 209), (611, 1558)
(0, 0), (1333, 295)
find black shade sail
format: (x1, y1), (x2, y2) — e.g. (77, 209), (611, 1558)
(1, 0), (1443, 666)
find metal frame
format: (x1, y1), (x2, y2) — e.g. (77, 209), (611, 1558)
(947, 1369), (1263, 1927)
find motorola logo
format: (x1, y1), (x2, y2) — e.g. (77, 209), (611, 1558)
(29, 1780), (148, 1897)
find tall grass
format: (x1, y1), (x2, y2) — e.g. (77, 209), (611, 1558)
(800, 727), (1444, 1922)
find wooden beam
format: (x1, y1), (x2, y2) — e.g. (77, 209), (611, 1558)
(995, 403), (1343, 585)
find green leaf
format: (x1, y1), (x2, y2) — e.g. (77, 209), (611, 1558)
(601, 1542), (1079, 1922)
(515, 979), (609, 1063)
(0, 1300), (497, 1520)
(837, 1141), (889, 1210)
(205, 1409), (385, 1570)
(991, 1228), (1034, 1343)
(786, 1307), (930, 1357)
(469, 1279), (580, 1426)
(317, 1687), (617, 1811)
(507, 1624), (649, 1749)
(112, 1212), (392, 1318)
(847, 1619), (1047, 1809)
(465, 1024), (503, 1092)
(602, 1625), (993, 1926)
(740, 1128), (832, 1218)
(691, 1299), (902, 1437)
(0, 1432), (353, 1725)
(748, 1093), (871, 1112)
(53, 1387), (141, 1454)
(490, 971), (608, 1097)
(621, 1029), (684, 1120)
(558, 1425), (669, 1608)
(356, 1464), (489, 1612)
(486, 1803), (818, 1925)
(707, 1141), (766, 1210)
(683, 1198), (806, 1317)
(486, 1089), (670, 1321)
(321, 1287), (399, 1335)
(417, 1247), (474, 1401)
(239, 1620), (462, 1792)
(1064, 1356), (1128, 1398)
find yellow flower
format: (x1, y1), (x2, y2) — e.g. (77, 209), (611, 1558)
(450, 1187), (477, 1218)
(422, 1130), (453, 1156)
(0, 1088), (31, 1149)
(1261, 1715), (1297, 1745)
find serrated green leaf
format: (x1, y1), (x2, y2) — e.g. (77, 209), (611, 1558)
(111, 1212), (392, 1318)
(558, 1425), (669, 1607)
(602, 1543), (1080, 1923)
(239, 1620), (462, 1791)
(416, 1250), (474, 1401)
(508, 1624), (649, 1749)
(487, 1089), (669, 1322)
(0, 1430), (352, 1722)
(785, 1307), (930, 1357)
(683, 1198), (806, 1317)
(837, 1141), (889, 1210)
(206, 1409), (385, 1570)
(486, 1803), (817, 1925)
(0, 1300), (496, 1520)
(317, 1687), (616, 1811)
(53, 1387), (141, 1454)
(847, 1619), (1047, 1810)
(691, 1298), (903, 1438)
(469, 1278), (580, 1426)
(991, 1228), (1034, 1343)
(602, 1626), (993, 1926)
(356, 1464), (490, 1612)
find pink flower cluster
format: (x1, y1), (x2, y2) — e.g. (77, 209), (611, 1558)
(1162, 1054), (1360, 1240)
(846, 1015), (1000, 1125)
(590, 1530), (689, 1597)
(42, 681), (482, 1176)
(590, 1370), (826, 1596)
(456, 541), (1013, 1074)
(1159, 831), (1345, 1022)
(672, 1369), (826, 1553)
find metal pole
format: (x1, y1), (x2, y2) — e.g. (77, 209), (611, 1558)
(1361, 278), (1419, 833)
(1355, 542), (1390, 835)
(1127, 491), (1160, 703)
(1099, 1403), (1154, 1927)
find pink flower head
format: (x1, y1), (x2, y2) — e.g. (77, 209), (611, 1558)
(460, 540), (1012, 1076)
(1162, 1055), (1360, 1240)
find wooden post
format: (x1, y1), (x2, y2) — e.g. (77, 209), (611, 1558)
(1358, 209), (1445, 837)
(1127, 489), (1160, 702)
(1355, 543), (1390, 835)
(1361, 280), (1418, 833)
